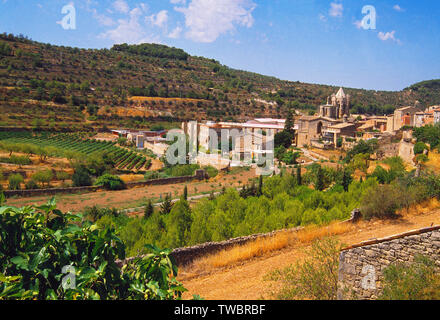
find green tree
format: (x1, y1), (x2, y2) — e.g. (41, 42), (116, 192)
(297, 166), (302, 186)
(341, 168), (353, 192)
(183, 185), (188, 201)
(315, 166), (325, 191)
(56, 171), (70, 183)
(165, 199), (192, 248)
(258, 175), (263, 196)
(360, 184), (400, 219)
(72, 165), (92, 187)
(275, 131), (294, 149)
(32, 169), (54, 188)
(284, 109), (295, 134)
(160, 193), (173, 215)
(94, 174), (126, 191)
(144, 200), (154, 219)
(8, 174), (24, 190)
(282, 151), (300, 165)
(414, 142), (428, 155)
(25, 179), (39, 190)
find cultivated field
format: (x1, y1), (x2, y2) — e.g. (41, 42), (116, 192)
(0, 131), (152, 171)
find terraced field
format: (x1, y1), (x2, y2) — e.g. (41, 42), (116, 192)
(0, 132), (152, 172)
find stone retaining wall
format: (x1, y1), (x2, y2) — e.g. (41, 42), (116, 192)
(118, 210), (361, 268)
(118, 226), (303, 268)
(4, 186), (101, 198)
(337, 226), (440, 300)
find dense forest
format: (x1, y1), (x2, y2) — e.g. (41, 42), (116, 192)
(0, 33), (440, 131)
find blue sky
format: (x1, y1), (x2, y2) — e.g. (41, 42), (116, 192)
(1, 0), (439, 91)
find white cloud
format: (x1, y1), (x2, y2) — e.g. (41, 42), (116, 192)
(319, 14), (327, 22)
(170, 0), (186, 4)
(175, 0), (256, 43)
(168, 26), (183, 39)
(113, 0), (129, 14)
(139, 3), (149, 13)
(393, 4), (404, 12)
(329, 2), (343, 17)
(378, 30), (401, 44)
(100, 7), (159, 44)
(95, 13), (116, 27)
(147, 10), (169, 28)
(88, 4), (116, 27)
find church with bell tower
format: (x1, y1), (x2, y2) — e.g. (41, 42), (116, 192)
(319, 88), (351, 120)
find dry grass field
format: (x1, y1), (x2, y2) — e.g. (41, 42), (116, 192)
(426, 151), (440, 174)
(186, 222), (353, 276)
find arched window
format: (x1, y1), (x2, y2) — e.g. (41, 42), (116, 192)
(317, 121), (323, 134)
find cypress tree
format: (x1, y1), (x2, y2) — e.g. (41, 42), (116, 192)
(258, 175), (263, 196)
(144, 200), (154, 219)
(297, 165), (302, 186)
(160, 193), (173, 215)
(342, 168), (353, 192)
(183, 185), (188, 201)
(315, 166), (325, 191)
(284, 109), (295, 134)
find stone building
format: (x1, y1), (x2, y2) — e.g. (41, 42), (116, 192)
(183, 119), (287, 152)
(434, 108), (440, 124)
(296, 116), (340, 147)
(322, 122), (358, 146)
(392, 106), (418, 131)
(414, 112), (426, 128)
(318, 88), (351, 120)
(338, 225), (440, 300)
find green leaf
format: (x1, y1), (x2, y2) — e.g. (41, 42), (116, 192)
(29, 247), (47, 270)
(0, 192), (5, 206)
(10, 256), (29, 270)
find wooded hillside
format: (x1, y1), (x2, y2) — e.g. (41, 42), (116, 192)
(0, 33), (438, 131)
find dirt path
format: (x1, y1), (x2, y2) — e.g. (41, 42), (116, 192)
(179, 207), (440, 300)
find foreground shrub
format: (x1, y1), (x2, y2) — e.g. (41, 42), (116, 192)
(266, 238), (341, 300)
(379, 255), (440, 300)
(94, 174), (126, 191)
(0, 199), (187, 300)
